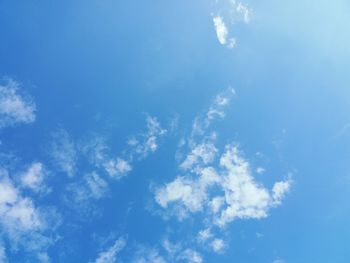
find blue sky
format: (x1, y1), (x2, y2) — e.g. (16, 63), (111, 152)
(0, 0), (350, 262)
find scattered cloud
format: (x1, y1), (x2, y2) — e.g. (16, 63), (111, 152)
(104, 158), (132, 179)
(197, 228), (213, 243)
(129, 116), (167, 159)
(178, 249), (203, 263)
(64, 172), (109, 216)
(84, 172), (109, 200)
(133, 248), (166, 263)
(132, 239), (202, 263)
(50, 129), (77, 177)
(93, 237), (126, 263)
(0, 78), (36, 128)
(154, 89), (292, 255)
(20, 162), (50, 194)
(211, 238), (225, 253)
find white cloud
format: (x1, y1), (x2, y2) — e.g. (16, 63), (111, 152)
(212, 1), (252, 49)
(0, 243), (6, 263)
(190, 88), (235, 138)
(213, 15), (228, 45)
(79, 136), (132, 180)
(0, 169), (59, 258)
(133, 240), (202, 263)
(209, 196), (225, 214)
(0, 79), (36, 128)
(20, 162), (49, 193)
(197, 228), (213, 243)
(104, 158), (132, 179)
(154, 88), (292, 258)
(213, 15), (236, 49)
(256, 167), (266, 174)
(178, 249), (203, 263)
(50, 129), (77, 177)
(94, 237), (126, 263)
(0, 170), (42, 231)
(155, 167), (221, 214)
(236, 2), (251, 24)
(211, 238), (225, 253)
(156, 144), (292, 226)
(272, 179), (292, 206)
(67, 172), (109, 203)
(180, 143), (218, 171)
(133, 248), (166, 263)
(37, 252), (51, 263)
(85, 172), (109, 199)
(131, 116), (167, 159)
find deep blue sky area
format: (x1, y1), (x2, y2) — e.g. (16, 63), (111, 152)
(0, 0), (349, 263)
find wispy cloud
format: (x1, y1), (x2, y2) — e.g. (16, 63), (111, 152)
(50, 129), (77, 177)
(132, 240), (202, 263)
(20, 162), (50, 194)
(93, 237), (126, 263)
(210, 238), (226, 253)
(235, 1), (251, 24)
(67, 171), (109, 203)
(133, 247), (166, 263)
(0, 243), (6, 263)
(0, 78), (36, 128)
(129, 116), (167, 159)
(104, 158), (132, 179)
(212, 0), (252, 48)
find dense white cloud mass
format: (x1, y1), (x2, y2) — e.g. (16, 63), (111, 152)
(50, 129), (77, 177)
(0, 169), (59, 259)
(94, 237), (126, 263)
(0, 170), (42, 231)
(157, 144), (291, 226)
(0, 79), (36, 128)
